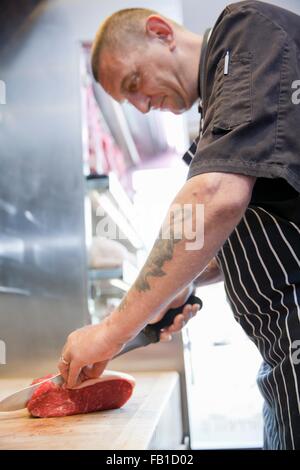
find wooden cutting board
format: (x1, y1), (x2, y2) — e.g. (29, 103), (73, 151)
(0, 371), (180, 450)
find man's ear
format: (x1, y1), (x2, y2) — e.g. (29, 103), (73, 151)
(145, 15), (176, 50)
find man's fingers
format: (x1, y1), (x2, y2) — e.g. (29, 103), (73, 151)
(58, 350), (71, 383)
(160, 330), (173, 342)
(160, 314), (184, 338)
(91, 361), (109, 377)
(159, 302), (201, 340)
(192, 303), (201, 314)
(58, 362), (69, 383)
(181, 304), (200, 323)
(182, 304), (200, 316)
(66, 361), (81, 389)
(163, 305), (199, 333)
(82, 361), (109, 379)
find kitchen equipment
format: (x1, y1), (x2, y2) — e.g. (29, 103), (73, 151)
(0, 294), (202, 411)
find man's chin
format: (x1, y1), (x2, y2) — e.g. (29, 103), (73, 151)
(168, 106), (188, 115)
(171, 102), (190, 114)
(161, 97), (188, 114)
(162, 104), (187, 115)
(175, 107), (188, 115)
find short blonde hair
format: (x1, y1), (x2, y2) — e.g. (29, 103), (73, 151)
(91, 8), (180, 82)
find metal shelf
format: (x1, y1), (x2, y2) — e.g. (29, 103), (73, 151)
(86, 175), (109, 191)
(88, 258), (138, 283)
(87, 173), (146, 250)
(88, 267), (123, 281)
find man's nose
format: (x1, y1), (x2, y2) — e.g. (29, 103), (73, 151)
(127, 93), (150, 114)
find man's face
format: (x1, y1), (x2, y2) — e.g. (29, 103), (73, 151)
(99, 40), (192, 115)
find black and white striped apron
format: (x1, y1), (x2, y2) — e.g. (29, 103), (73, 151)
(184, 143), (300, 449)
(217, 204), (300, 449)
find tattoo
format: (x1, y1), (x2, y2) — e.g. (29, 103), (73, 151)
(134, 206), (191, 292)
(118, 295), (128, 312)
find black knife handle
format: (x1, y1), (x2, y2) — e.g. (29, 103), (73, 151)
(142, 294), (203, 344)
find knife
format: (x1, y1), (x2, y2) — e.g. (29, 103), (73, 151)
(0, 373), (64, 412)
(114, 293), (202, 357)
(0, 293), (202, 411)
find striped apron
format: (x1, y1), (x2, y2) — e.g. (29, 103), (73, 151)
(183, 144), (300, 449)
(217, 204), (300, 449)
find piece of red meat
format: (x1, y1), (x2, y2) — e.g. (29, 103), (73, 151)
(27, 371), (135, 418)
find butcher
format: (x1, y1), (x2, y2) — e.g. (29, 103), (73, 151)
(59, 1), (300, 449)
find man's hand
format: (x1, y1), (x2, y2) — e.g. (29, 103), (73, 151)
(58, 320), (125, 389)
(58, 283), (200, 388)
(149, 283), (201, 342)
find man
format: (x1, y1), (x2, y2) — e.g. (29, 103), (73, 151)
(59, 1), (300, 449)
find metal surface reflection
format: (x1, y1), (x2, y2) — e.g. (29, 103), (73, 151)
(0, 1), (87, 377)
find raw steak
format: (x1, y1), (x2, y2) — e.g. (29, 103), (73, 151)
(27, 370), (135, 418)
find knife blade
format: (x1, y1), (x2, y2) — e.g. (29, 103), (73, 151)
(0, 373), (63, 412)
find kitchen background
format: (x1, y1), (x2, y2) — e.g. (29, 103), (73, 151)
(0, 0), (299, 450)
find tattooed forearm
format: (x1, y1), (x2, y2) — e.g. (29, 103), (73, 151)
(134, 205), (193, 293)
(118, 295), (128, 311)
(193, 257), (223, 287)
(134, 235), (181, 292)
